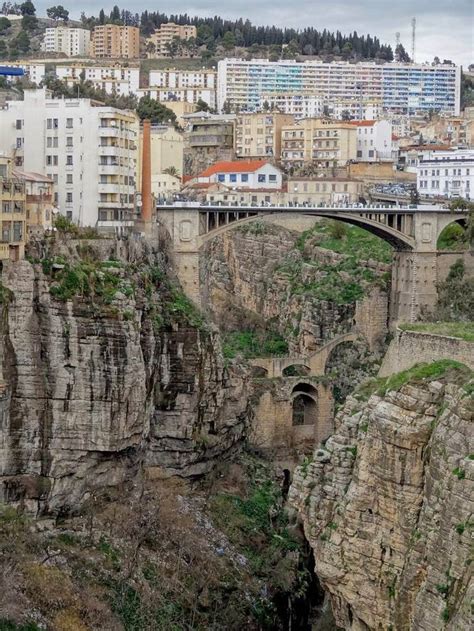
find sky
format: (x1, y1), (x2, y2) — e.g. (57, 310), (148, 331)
(34, 0), (474, 67)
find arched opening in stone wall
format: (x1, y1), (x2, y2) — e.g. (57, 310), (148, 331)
(436, 219), (468, 251)
(283, 364), (311, 377)
(292, 384), (318, 426)
(250, 365), (269, 378)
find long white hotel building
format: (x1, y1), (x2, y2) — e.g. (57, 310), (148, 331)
(217, 59), (461, 116)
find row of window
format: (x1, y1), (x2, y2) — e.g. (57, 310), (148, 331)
(216, 173), (278, 183)
(419, 168), (470, 176)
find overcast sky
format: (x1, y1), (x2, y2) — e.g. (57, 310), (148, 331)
(34, 1), (474, 67)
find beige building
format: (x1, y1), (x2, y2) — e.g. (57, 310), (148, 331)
(151, 173), (181, 202)
(162, 101), (197, 127)
(91, 25), (140, 59)
(13, 170), (54, 236)
(235, 113), (295, 159)
(137, 125), (184, 185)
(145, 23), (197, 58)
(0, 156), (26, 261)
(287, 177), (362, 205)
(281, 118), (357, 169)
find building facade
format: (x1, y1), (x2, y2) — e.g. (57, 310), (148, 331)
(141, 68), (217, 109)
(91, 25), (140, 59)
(281, 118), (357, 169)
(0, 89), (139, 229)
(137, 125), (183, 183)
(348, 120), (393, 162)
(217, 59), (461, 116)
(0, 155), (26, 261)
(183, 112), (235, 176)
(54, 64), (140, 96)
(41, 26), (91, 57)
(145, 23), (197, 58)
(287, 177), (362, 205)
(195, 160), (283, 189)
(13, 169), (54, 235)
(234, 112), (295, 158)
(1, 62), (45, 85)
(417, 149), (473, 199)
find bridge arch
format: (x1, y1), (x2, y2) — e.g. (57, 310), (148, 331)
(436, 218), (468, 250)
(282, 364), (311, 377)
(197, 210), (415, 250)
(291, 383), (318, 426)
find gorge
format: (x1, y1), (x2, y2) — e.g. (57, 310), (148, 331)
(0, 215), (472, 630)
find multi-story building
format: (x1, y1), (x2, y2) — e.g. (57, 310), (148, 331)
(415, 116), (474, 148)
(217, 59), (461, 116)
(287, 177), (363, 205)
(41, 26), (91, 57)
(0, 89), (139, 230)
(399, 144), (452, 172)
(0, 62), (45, 85)
(91, 25), (140, 59)
(183, 112), (235, 176)
(139, 68), (217, 109)
(13, 169), (54, 235)
(54, 64), (140, 96)
(281, 118), (357, 169)
(0, 155), (26, 261)
(234, 112), (295, 158)
(347, 120), (393, 162)
(417, 149), (473, 199)
(145, 23), (197, 58)
(137, 125), (183, 182)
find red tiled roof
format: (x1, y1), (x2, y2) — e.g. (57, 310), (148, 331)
(199, 160), (269, 177)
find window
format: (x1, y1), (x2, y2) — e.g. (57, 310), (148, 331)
(16, 119), (22, 130)
(66, 155), (73, 166)
(66, 174), (73, 184)
(269, 174), (277, 182)
(66, 118), (73, 128)
(229, 174), (237, 183)
(16, 138), (22, 148)
(241, 174), (249, 182)
(258, 174), (266, 183)
(217, 174), (225, 182)
(66, 136), (73, 147)
(66, 192), (73, 203)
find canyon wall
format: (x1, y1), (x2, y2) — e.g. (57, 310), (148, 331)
(289, 368), (473, 630)
(0, 237), (251, 513)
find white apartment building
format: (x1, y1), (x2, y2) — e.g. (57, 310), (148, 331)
(417, 150), (473, 200)
(143, 69), (217, 109)
(258, 94), (323, 118)
(0, 89), (139, 229)
(1, 62), (45, 85)
(217, 59), (461, 116)
(41, 27), (91, 57)
(348, 120), (393, 161)
(54, 64), (140, 96)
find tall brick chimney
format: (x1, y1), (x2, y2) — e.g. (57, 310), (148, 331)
(141, 118), (152, 223)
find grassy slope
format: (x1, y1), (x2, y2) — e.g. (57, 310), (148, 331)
(399, 322), (474, 342)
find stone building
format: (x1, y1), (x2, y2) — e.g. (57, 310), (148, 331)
(183, 112), (235, 176)
(0, 155), (26, 261)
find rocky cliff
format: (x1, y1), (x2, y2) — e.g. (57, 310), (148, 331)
(289, 363), (473, 630)
(201, 219), (390, 356)
(0, 235), (251, 514)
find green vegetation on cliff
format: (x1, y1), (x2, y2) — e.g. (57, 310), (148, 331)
(222, 330), (288, 359)
(399, 321), (474, 342)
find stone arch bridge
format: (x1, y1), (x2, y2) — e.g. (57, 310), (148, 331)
(157, 203), (468, 324)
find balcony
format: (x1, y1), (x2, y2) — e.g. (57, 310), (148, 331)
(98, 183), (124, 194)
(99, 126), (121, 137)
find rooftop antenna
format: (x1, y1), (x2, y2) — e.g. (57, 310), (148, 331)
(411, 18), (416, 63)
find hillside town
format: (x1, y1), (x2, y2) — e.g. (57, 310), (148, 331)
(0, 3), (473, 259)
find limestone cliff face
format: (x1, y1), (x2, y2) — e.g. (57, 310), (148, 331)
(0, 238), (250, 513)
(289, 376), (473, 630)
(201, 221), (389, 355)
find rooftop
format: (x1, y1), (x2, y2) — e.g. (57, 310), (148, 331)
(199, 160), (270, 177)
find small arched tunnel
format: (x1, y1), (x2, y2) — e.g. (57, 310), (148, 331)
(436, 219), (468, 251)
(292, 383), (318, 426)
(250, 365), (269, 378)
(282, 364), (311, 377)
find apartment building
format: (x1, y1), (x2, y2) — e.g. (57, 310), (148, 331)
(399, 144), (452, 172)
(417, 149), (473, 199)
(0, 89), (139, 229)
(13, 169), (54, 235)
(145, 23), (197, 58)
(347, 120), (393, 162)
(234, 112), (295, 158)
(55, 64), (140, 96)
(217, 59), (461, 116)
(41, 26), (91, 57)
(281, 118), (357, 169)
(183, 112), (235, 176)
(415, 116), (474, 148)
(1, 62), (45, 85)
(287, 177), (362, 205)
(91, 25), (140, 59)
(0, 155), (26, 261)
(139, 68), (217, 109)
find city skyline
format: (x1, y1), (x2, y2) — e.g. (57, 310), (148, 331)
(31, 0), (474, 68)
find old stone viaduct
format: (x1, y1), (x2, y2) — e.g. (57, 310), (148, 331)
(156, 202), (470, 461)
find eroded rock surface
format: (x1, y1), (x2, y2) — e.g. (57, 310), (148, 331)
(289, 376), (473, 630)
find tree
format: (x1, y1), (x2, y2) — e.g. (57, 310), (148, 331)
(221, 30), (236, 51)
(163, 166), (180, 178)
(145, 41), (156, 56)
(13, 29), (30, 53)
(21, 11), (36, 30)
(98, 8), (105, 25)
(165, 37), (180, 58)
(395, 43), (411, 63)
(46, 5), (69, 22)
(0, 16), (11, 32)
(195, 98), (210, 112)
(19, 0), (34, 15)
(0, 39), (7, 58)
(137, 96), (177, 125)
